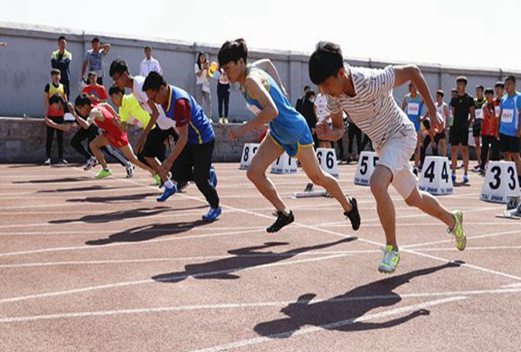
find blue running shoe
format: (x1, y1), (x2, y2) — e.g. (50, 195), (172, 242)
(157, 184), (177, 202)
(209, 165), (218, 187)
(202, 207), (222, 221)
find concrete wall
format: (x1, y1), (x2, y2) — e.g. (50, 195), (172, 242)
(1, 21), (520, 121)
(0, 118), (263, 163)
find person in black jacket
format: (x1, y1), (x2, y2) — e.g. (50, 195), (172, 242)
(301, 90), (320, 148)
(295, 85), (311, 114)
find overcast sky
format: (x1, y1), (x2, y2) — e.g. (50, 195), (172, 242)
(1, 0), (520, 70)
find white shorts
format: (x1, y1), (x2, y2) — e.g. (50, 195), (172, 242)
(376, 124), (418, 199)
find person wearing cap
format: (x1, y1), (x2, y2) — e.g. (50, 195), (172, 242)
(472, 85), (486, 171)
(449, 76), (475, 184)
(497, 75), (521, 186)
(82, 37), (111, 85)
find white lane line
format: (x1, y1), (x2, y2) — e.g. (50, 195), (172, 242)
(0, 251), (377, 269)
(191, 297), (467, 352)
(403, 229), (521, 249)
(0, 228), (263, 258)
(0, 254), (348, 305)
(9, 287), (521, 325)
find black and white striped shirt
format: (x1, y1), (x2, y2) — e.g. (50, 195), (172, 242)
(327, 65), (413, 150)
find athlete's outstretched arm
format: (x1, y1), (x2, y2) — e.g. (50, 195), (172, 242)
(394, 65), (441, 130)
(252, 59), (288, 97)
(315, 110), (344, 141)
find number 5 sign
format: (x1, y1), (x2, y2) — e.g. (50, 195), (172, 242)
(316, 148), (339, 178)
(354, 151), (379, 186)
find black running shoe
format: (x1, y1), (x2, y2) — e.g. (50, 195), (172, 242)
(344, 197), (360, 231)
(267, 210), (294, 233)
(177, 181), (189, 192)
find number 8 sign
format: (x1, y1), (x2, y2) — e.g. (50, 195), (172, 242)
(239, 143), (260, 170)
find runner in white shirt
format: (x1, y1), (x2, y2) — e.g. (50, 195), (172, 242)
(309, 41), (466, 274)
(140, 46), (163, 77)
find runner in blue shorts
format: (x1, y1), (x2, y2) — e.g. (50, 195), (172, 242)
(218, 38), (360, 233)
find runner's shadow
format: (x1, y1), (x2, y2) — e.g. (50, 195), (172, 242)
(254, 261), (462, 338)
(50, 206), (174, 224)
(85, 219), (211, 245)
(38, 185), (127, 193)
(66, 192), (157, 203)
(13, 177), (92, 184)
(152, 237), (357, 284)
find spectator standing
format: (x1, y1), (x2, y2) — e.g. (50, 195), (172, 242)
(194, 52), (212, 119)
(43, 69), (68, 165)
(51, 36), (72, 97)
(217, 69), (230, 123)
(82, 37), (111, 85)
(140, 46), (163, 77)
(479, 88), (500, 174)
(449, 76), (475, 184)
(497, 76), (521, 186)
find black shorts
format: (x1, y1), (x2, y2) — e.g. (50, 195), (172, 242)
(140, 127), (178, 160)
(434, 132), (446, 143)
(472, 120), (482, 138)
(449, 128), (469, 146)
(499, 133), (521, 153)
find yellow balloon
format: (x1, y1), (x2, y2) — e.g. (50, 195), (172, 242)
(208, 61), (218, 77)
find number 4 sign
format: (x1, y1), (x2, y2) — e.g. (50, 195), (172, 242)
(418, 156), (453, 195)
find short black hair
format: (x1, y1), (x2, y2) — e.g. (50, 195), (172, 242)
(51, 68), (61, 76)
(305, 90), (315, 100)
(304, 85), (311, 92)
(48, 93), (65, 106)
(109, 58), (129, 77)
(476, 85), (484, 91)
(456, 76), (468, 84)
(485, 88), (494, 95)
(505, 75), (516, 84)
(91, 37), (100, 43)
(218, 39), (248, 67)
(88, 71), (97, 78)
(144, 46), (151, 51)
(495, 81), (505, 88)
(75, 93), (92, 108)
(436, 89), (444, 97)
(109, 86), (124, 96)
(309, 41), (344, 85)
(142, 71), (166, 91)
(58, 36), (66, 41)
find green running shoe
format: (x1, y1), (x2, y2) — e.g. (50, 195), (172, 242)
(153, 174), (161, 186)
(96, 169), (112, 179)
(449, 210), (466, 251)
(378, 245), (400, 274)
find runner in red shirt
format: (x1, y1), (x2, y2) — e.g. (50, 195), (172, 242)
(82, 71), (108, 104)
(479, 88), (500, 174)
(69, 94), (157, 179)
